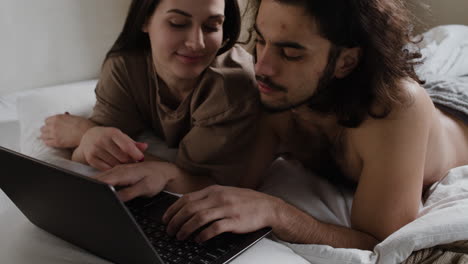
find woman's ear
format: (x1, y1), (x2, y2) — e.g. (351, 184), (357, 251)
(142, 22), (149, 33)
(334, 47), (362, 78)
(142, 16), (152, 33)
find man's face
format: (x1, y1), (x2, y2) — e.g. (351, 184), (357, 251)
(254, 0), (334, 111)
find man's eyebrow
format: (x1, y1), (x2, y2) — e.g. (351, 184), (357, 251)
(167, 9), (225, 20)
(253, 24), (306, 50)
(275, 41), (306, 50)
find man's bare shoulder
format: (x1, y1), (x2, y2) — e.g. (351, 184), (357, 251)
(349, 78), (434, 155)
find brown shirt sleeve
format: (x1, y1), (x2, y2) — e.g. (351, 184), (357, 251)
(175, 45), (261, 186)
(89, 55), (146, 137)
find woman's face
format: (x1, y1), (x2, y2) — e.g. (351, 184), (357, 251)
(144, 0), (225, 82)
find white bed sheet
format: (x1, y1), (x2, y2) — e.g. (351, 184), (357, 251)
(0, 120), (20, 152)
(0, 80), (99, 153)
(0, 91), (24, 152)
(264, 160), (468, 264)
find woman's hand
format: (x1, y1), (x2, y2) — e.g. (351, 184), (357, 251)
(40, 113), (96, 148)
(73, 126), (147, 171)
(162, 185), (280, 243)
(93, 161), (179, 202)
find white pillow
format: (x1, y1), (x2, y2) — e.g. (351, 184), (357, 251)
(416, 24), (468, 79)
(17, 80), (97, 163)
(16, 80), (178, 176)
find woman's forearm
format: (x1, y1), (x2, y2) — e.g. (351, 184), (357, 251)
(71, 145), (87, 164)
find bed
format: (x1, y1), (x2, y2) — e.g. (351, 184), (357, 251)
(1, 1), (468, 264)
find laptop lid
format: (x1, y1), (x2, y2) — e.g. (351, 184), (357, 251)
(0, 147), (272, 264)
(0, 147), (163, 264)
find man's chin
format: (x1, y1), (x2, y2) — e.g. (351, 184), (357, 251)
(260, 102), (294, 113)
(260, 96), (316, 114)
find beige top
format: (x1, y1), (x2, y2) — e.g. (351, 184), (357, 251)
(90, 45), (260, 185)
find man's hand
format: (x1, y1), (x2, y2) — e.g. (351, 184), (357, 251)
(93, 161), (178, 202)
(40, 113), (96, 148)
(161, 185), (379, 249)
(73, 126), (147, 171)
(162, 185), (281, 243)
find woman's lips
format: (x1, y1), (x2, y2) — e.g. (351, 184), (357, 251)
(176, 53), (204, 64)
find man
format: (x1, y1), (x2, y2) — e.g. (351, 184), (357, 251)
(160, 0), (468, 250)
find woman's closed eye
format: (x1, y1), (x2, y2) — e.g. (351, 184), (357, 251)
(203, 20), (223, 33)
(203, 25), (221, 33)
(169, 23), (186, 29)
(168, 17), (190, 29)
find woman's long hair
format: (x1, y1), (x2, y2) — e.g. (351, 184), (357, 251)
(106, 0), (241, 59)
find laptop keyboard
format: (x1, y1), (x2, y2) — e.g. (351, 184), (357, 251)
(126, 192), (244, 264)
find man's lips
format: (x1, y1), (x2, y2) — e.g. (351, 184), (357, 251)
(258, 81), (276, 94)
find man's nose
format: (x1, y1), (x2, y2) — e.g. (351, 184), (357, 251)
(255, 47), (277, 77)
(185, 28), (205, 51)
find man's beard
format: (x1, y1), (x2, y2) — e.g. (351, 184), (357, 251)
(257, 69), (336, 113)
(257, 45), (341, 114)
(255, 74), (298, 113)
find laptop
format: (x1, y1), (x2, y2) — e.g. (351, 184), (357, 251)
(0, 146), (271, 264)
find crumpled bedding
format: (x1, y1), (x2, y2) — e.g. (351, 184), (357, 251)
(259, 158), (468, 264)
(403, 240), (468, 264)
(417, 25), (468, 123)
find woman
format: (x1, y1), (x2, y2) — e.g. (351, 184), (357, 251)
(40, 0), (260, 201)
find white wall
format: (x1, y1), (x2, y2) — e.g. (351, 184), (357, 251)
(0, 0), (130, 95)
(409, 0), (468, 33)
(1, 0), (466, 96)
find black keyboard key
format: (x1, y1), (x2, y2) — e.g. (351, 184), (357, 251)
(200, 251), (219, 261)
(192, 257), (213, 264)
(125, 192), (247, 264)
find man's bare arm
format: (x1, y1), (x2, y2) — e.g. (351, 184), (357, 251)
(351, 82), (431, 240)
(273, 198), (379, 250)
(163, 185), (379, 249)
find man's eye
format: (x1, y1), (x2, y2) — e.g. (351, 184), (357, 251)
(255, 38), (266, 45)
(282, 49), (303, 61)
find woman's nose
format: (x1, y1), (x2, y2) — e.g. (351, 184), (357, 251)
(185, 28), (205, 51)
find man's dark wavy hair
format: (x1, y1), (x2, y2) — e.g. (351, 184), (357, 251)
(253, 0), (423, 127)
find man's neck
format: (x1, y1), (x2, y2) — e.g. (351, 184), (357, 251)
(290, 106), (342, 142)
